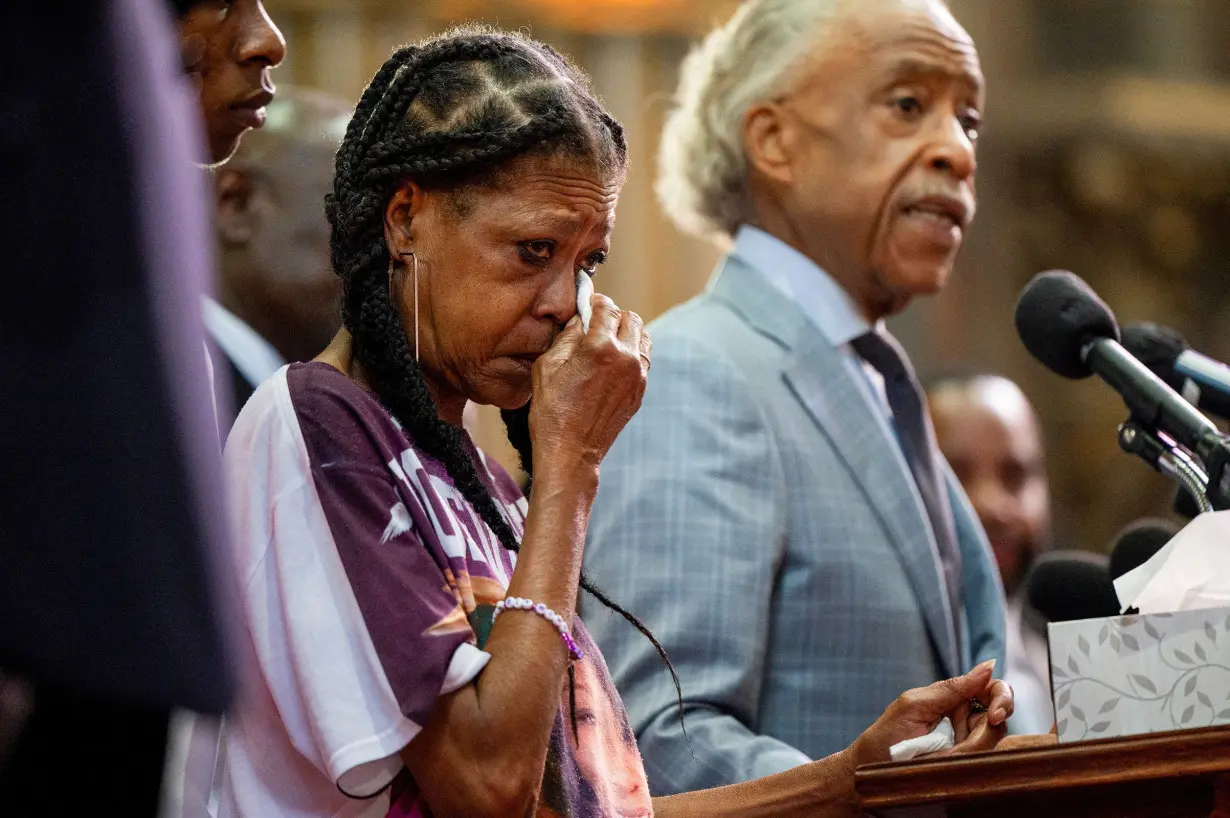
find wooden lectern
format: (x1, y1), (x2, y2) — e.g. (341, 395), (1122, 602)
(856, 726), (1230, 817)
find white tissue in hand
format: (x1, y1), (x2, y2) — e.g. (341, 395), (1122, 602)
(888, 717), (955, 762)
(1114, 510), (1230, 614)
(576, 270), (594, 333)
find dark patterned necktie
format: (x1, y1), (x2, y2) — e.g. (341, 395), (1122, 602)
(852, 330), (962, 638)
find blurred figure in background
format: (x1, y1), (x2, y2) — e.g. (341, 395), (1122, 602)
(159, 8), (292, 817)
(173, 0), (286, 165)
(206, 86), (350, 416)
(165, 87), (349, 818)
(929, 373), (1054, 734)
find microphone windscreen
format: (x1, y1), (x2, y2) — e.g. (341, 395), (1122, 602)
(1108, 517), (1179, 580)
(1121, 323), (1188, 386)
(1174, 486), (1202, 521)
(1023, 550), (1121, 626)
(1014, 271), (1120, 379)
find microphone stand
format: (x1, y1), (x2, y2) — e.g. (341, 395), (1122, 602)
(1118, 417), (1214, 514)
(1201, 438), (1230, 511)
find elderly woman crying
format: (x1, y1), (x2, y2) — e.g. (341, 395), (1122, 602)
(206, 25), (1013, 818)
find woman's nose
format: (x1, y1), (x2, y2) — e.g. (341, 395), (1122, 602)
(537, 268), (581, 325)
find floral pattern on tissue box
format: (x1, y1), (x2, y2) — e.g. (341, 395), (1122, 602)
(1050, 609), (1230, 743)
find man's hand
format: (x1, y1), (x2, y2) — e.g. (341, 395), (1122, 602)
(847, 660), (1014, 767)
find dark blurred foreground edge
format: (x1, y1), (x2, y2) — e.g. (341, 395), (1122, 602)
(0, 0), (233, 813)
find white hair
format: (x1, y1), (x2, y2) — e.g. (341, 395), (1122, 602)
(656, 0), (850, 240)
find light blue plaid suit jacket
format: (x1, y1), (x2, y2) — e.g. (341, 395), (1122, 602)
(582, 254), (1006, 795)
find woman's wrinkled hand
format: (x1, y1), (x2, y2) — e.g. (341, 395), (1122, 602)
(529, 293), (651, 473)
(847, 660), (1014, 768)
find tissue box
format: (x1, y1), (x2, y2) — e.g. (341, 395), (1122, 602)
(1049, 607), (1230, 743)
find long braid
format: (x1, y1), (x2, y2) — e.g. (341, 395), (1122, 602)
(330, 25), (686, 744)
(501, 404), (689, 744)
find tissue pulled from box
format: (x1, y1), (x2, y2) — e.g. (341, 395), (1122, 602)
(888, 717), (955, 762)
(1114, 510), (1230, 614)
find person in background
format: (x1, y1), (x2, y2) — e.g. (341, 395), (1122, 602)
(206, 86), (351, 415)
(157, 4), (285, 815)
(163, 87), (351, 818)
(928, 373), (1055, 735)
(173, 0), (286, 166)
(583, 0), (1006, 794)
(206, 26), (1012, 818)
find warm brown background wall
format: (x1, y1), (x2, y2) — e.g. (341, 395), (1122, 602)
(266, 0), (1230, 555)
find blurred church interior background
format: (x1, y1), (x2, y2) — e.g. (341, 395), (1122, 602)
(267, 0), (1230, 555)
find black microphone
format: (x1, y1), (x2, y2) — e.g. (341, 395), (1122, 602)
(1173, 485), (1203, 520)
(1022, 551), (1121, 633)
(1107, 518), (1179, 581)
(1014, 271), (1223, 467)
(1121, 323), (1230, 421)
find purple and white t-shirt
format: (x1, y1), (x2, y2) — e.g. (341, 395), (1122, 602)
(211, 362), (653, 818)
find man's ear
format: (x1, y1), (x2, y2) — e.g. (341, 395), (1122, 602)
(383, 180), (427, 258)
(215, 167), (257, 247)
(743, 101), (796, 186)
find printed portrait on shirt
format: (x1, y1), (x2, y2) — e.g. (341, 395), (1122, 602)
(562, 627), (653, 818)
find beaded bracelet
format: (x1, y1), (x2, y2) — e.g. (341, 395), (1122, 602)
(492, 596), (584, 661)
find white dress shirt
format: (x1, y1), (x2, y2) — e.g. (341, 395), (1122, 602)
(202, 297), (286, 389)
(163, 302), (286, 818)
(1005, 595), (1056, 735)
(731, 225), (896, 431)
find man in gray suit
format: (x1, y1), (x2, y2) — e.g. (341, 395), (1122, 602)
(583, 0), (1007, 795)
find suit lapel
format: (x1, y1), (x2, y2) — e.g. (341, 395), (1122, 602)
(712, 258), (961, 677)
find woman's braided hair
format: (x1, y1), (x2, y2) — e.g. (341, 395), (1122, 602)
(326, 25), (684, 736)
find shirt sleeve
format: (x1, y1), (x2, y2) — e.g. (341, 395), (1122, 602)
(229, 371), (489, 797)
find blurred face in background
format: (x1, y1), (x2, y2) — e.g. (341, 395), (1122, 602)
(214, 91), (350, 362)
(930, 376), (1051, 595)
(179, 0), (287, 163)
(745, 0), (982, 320)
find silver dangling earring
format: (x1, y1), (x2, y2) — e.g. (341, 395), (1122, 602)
(387, 251), (420, 364)
(403, 251), (419, 364)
